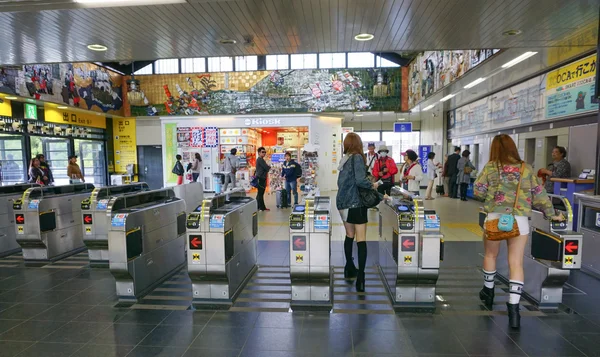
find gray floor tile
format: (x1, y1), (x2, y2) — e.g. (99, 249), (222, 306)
(349, 313), (402, 330)
(61, 290), (114, 306)
(507, 329), (585, 357)
(159, 310), (214, 326)
(70, 344), (133, 357)
(0, 303), (15, 313)
(139, 324), (204, 347)
(540, 314), (600, 334)
(0, 341), (33, 357)
(404, 330), (468, 355)
(125, 346), (187, 357)
(353, 329), (415, 354)
(0, 320), (66, 341)
(454, 330), (526, 356)
(242, 327), (300, 351)
(182, 348), (241, 357)
(302, 313), (350, 330)
(254, 312), (304, 329)
(206, 311), (259, 327)
(0, 320), (22, 335)
(0, 290), (43, 303)
(17, 341), (84, 357)
(30, 304), (92, 322)
(297, 328), (353, 354)
(190, 326), (251, 350)
(561, 333), (600, 357)
(0, 303), (53, 320)
(74, 306), (130, 323)
(117, 309), (172, 325)
(92, 323), (155, 345)
(42, 321), (112, 344)
(25, 290), (79, 304)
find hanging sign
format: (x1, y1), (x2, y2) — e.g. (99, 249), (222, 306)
(113, 118), (137, 173)
(418, 145), (432, 173)
(44, 105), (106, 129)
(394, 122), (412, 132)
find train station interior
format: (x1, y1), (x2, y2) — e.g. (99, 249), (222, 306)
(1, 0), (600, 356)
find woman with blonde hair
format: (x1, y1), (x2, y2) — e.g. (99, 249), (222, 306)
(337, 133), (379, 292)
(475, 134), (562, 329)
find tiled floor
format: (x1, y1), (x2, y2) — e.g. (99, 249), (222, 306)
(1, 191), (599, 356)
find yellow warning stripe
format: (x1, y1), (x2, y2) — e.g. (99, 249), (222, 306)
(533, 228), (562, 243)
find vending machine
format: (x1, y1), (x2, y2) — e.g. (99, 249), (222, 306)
(201, 147), (220, 191)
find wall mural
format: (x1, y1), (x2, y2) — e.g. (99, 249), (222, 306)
(128, 68), (401, 116)
(0, 63), (124, 115)
(408, 49), (499, 109)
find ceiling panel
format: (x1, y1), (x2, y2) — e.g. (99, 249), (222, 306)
(0, 0), (597, 65)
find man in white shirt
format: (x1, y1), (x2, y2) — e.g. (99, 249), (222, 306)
(365, 142), (378, 181)
(223, 148), (240, 192)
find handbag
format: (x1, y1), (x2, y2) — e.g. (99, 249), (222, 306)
(250, 175), (259, 188)
(484, 163), (524, 241)
(351, 155), (382, 208)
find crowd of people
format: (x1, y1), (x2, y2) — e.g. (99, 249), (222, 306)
(26, 154), (84, 186)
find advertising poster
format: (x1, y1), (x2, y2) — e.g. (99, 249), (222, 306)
(190, 127), (203, 147)
(164, 123), (177, 184)
(418, 145), (432, 174)
(113, 118), (137, 173)
(203, 127), (219, 147)
(545, 54), (598, 119)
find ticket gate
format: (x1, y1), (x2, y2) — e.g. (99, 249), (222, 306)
(171, 181), (204, 213)
(13, 184), (95, 265)
(574, 194), (600, 277)
(490, 195), (583, 309)
(0, 184), (39, 257)
(378, 187), (444, 310)
(186, 191), (258, 309)
(288, 196), (332, 311)
(81, 183), (150, 266)
(108, 188), (187, 304)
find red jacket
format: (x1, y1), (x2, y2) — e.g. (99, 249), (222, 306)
(372, 156), (398, 182)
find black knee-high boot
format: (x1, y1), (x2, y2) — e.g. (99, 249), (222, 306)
(344, 237), (357, 278)
(356, 241), (367, 292)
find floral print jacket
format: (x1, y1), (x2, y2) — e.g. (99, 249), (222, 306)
(474, 161), (556, 217)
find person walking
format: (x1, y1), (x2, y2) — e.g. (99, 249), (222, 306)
(223, 148), (240, 191)
(281, 152), (300, 206)
(67, 155), (85, 183)
(337, 133), (379, 292)
(256, 147), (271, 211)
(399, 150), (423, 196)
(172, 154), (184, 185)
(365, 142), (378, 181)
(37, 154), (54, 185)
(447, 146), (461, 198)
(425, 152), (441, 200)
(28, 158), (46, 185)
(190, 152), (202, 182)
(457, 150), (476, 201)
(475, 134), (562, 329)
(372, 145), (397, 195)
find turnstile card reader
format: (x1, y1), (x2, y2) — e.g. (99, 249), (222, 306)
(495, 195), (582, 309)
(289, 197), (332, 311)
(187, 194), (258, 309)
(574, 194), (600, 277)
(13, 184), (95, 264)
(108, 188), (187, 304)
(81, 183), (150, 266)
(0, 184), (39, 257)
(378, 189), (444, 311)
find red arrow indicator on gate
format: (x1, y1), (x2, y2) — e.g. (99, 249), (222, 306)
(190, 236), (202, 249)
(565, 241), (579, 254)
(402, 238), (415, 249)
(15, 214), (24, 224)
(83, 214), (93, 224)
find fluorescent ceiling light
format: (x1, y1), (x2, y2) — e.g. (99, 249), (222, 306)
(57, 106), (68, 109)
(354, 113), (363, 117)
(74, 0), (186, 5)
(464, 77), (487, 89)
(439, 94), (455, 102)
(422, 105), (435, 111)
(354, 33), (374, 41)
(87, 44), (107, 51)
(4, 96), (17, 100)
(501, 52), (538, 69)
(397, 118), (406, 121)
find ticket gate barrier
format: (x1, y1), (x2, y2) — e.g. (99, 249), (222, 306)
(378, 187), (444, 311)
(12, 184), (95, 265)
(186, 191), (258, 309)
(81, 183), (150, 266)
(171, 181), (204, 213)
(289, 196), (332, 311)
(488, 195), (583, 309)
(0, 184), (40, 258)
(108, 188), (187, 304)
(574, 194), (600, 277)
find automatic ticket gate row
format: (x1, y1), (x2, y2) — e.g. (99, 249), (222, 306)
(109, 188), (188, 304)
(13, 183), (95, 265)
(186, 189), (258, 309)
(490, 195), (583, 309)
(288, 196), (332, 311)
(0, 184), (39, 258)
(378, 187), (444, 311)
(81, 183), (150, 266)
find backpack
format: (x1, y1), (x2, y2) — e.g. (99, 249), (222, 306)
(294, 162), (303, 178)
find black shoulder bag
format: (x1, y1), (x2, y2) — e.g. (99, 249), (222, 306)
(351, 155), (382, 208)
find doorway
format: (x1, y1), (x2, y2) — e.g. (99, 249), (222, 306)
(138, 145), (163, 190)
(525, 138), (536, 167)
(75, 139), (107, 186)
(30, 136), (71, 185)
(0, 134), (26, 184)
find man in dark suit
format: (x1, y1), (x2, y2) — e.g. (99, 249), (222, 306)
(446, 147), (462, 199)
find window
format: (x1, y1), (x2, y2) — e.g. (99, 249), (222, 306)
(382, 131), (420, 163)
(348, 52), (375, 68)
(133, 64), (153, 75)
(376, 55), (400, 68)
(181, 58), (206, 73)
(319, 53), (346, 69)
(290, 54), (317, 69)
(208, 57), (233, 72)
(266, 55), (289, 70)
(235, 56), (258, 71)
(0, 134), (25, 185)
(356, 131), (381, 145)
(154, 59), (179, 74)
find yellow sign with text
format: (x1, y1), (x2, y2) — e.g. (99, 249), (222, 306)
(0, 99), (12, 116)
(546, 54), (596, 92)
(113, 118), (137, 173)
(44, 106), (106, 129)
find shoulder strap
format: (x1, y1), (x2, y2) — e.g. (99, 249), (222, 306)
(514, 162), (525, 209)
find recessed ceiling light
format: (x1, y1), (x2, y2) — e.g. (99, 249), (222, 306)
(87, 44), (108, 52)
(4, 96), (17, 100)
(464, 77), (487, 89)
(501, 52), (538, 69)
(502, 29), (522, 36)
(57, 106), (68, 109)
(354, 33), (374, 41)
(218, 39), (237, 45)
(422, 105), (435, 111)
(397, 118), (406, 121)
(440, 94), (455, 102)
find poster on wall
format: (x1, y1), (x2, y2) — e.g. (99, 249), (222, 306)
(113, 118), (137, 173)
(165, 123), (177, 184)
(418, 145), (432, 174)
(203, 127), (219, 147)
(545, 54), (598, 119)
(176, 126), (219, 148)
